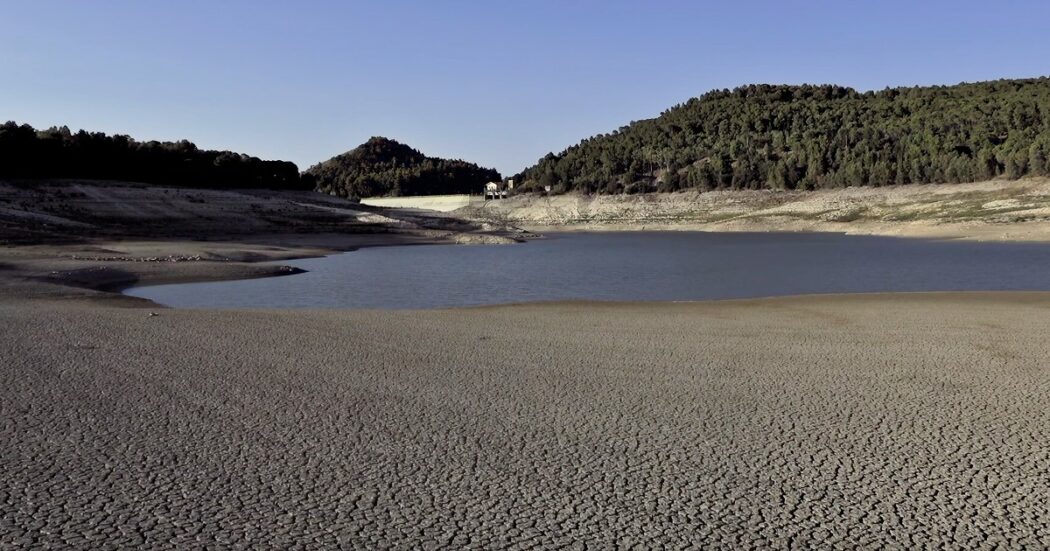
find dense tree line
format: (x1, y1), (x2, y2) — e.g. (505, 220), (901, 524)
(515, 78), (1050, 194)
(0, 122), (310, 190)
(307, 137), (500, 198)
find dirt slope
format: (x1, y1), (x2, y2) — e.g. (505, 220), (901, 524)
(460, 178), (1050, 241)
(0, 179), (524, 244)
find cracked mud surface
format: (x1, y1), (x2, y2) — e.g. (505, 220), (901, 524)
(2, 294), (1049, 548)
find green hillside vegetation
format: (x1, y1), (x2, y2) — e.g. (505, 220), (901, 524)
(307, 137), (500, 199)
(515, 77), (1050, 194)
(0, 121), (309, 190)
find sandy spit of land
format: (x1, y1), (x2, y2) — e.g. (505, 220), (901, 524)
(1, 293), (1048, 548)
(460, 178), (1050, 242)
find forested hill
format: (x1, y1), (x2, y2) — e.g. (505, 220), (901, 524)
(515, 77), (1050, 194)
(0, 122), (309, 190)
(307, 137), (500, 198)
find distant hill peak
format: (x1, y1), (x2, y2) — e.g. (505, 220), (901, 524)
(331, 137), (426, 165)
(307, 138), (499, 199)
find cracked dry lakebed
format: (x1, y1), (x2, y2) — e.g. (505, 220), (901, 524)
(2, 293), (1049, 548)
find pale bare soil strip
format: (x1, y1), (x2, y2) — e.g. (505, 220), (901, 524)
(461, 178), (1050, 241)
(0, 179), (521, 245)
(2, 294), (1048, 548)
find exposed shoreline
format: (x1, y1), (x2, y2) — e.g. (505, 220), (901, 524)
(5, 177), (1050, 306)
(0, 232), (463, 306)
(0, 179), (531, 305)
(517, 220), (1050, 242)
(6, 224), (1050, 309)
(460, 177), (1050, 243)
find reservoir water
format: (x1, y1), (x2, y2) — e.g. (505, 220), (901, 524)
(126, 232), (1050, 309)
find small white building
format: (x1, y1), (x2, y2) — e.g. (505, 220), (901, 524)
(484, 181), (509, 200)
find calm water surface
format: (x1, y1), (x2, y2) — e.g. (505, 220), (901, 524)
(126, 232), (1050, 309)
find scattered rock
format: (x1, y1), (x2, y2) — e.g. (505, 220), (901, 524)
(452, 233), (519, 245)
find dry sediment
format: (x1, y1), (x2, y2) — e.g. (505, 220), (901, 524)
(0, 179), (522, 245)
(460, 177), (1050, 242)
(2, 294), (1048, 548)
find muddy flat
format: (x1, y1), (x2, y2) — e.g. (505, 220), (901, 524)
(2, 293), (1048, 548)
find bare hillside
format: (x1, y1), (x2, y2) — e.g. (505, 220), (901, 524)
(0, 179), (511, 244)
(460, 178), (1050, 241)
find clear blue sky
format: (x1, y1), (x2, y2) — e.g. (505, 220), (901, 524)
(4, 1), (1049, 176)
